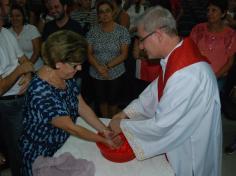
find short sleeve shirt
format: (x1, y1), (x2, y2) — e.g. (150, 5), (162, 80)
(20, 75), (80, 164)
(190, 23), (236, 73)
(10, 24), (41, 59)
(42, 18), (85, 41)
(0, 28), (24, 95)
(86, 23), (130, 80)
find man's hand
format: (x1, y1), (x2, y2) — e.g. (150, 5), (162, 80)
(18, 73), (32, 95)
(112, 111), (127, 120)
(16, 61), (34, 76)
(109, 111), (128, 135)
(109, 118), (122, 135)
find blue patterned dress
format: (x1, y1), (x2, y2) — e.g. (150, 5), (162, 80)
(20, 74), (80, 176)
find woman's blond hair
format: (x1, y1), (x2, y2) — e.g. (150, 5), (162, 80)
(42, 30), (88, 69)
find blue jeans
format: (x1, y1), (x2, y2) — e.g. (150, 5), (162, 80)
(0, 97), (24, 176)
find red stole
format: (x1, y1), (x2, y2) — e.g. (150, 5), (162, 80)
(140, 60), (161, 82)
(158, 37), (209, 101)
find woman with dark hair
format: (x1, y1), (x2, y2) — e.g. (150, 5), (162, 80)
(190, 0), (236, 91)
(20, 30), (118, 176)
(9, 4), (42, 70)
(87, 0), (130, 118)
(15, 0), (36, 25)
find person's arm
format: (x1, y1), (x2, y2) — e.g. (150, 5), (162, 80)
(51, 115), (117, 148)
(132, 38), (140, 60)
(29, 37), (41, 64)
(29, 11), (37, 25)
(216, 55), (235, 78)
(52, 116), (104, 142)
(17, 55), (34, 94)
(78, 94), (109, 134)
(120, 67), (219, 160)
(37, 18), (45, 34)
(109, 111), (128, 134)
(87, 44), (109, 78)
(106, 44), (129, 69)
(119, 11), (130, 29)
(109, 80), (159, 133)
(0, 62), (34, 95)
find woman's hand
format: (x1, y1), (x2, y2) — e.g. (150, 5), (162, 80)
(101, 128), (115, 139)
(104, 135), (124, 149)
(97, 65), (109, 79)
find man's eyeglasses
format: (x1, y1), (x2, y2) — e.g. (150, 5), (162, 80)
(139, 31), (156, 43)
(139, 25), (167, 43)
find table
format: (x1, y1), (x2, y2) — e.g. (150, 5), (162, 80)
(54, 118), (174, 176)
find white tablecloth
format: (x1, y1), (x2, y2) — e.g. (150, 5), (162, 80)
(54, 118), (174, 176)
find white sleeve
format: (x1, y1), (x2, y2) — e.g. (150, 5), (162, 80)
(0, 47), (7, 76)
(121, 68), (212, 160)
(123, 79), (159, 119)
(28, 24), (41, 39)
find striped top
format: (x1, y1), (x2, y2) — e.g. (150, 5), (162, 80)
(70, 9), (97, 34)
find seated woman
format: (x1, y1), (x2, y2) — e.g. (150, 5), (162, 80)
(190, 0), (236, 91)
(19, 30), (118, 176)
(9, 4), (43, 70)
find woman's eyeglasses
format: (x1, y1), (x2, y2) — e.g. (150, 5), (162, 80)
(98, 8), (112, 14)
(67, 62), (81, 69)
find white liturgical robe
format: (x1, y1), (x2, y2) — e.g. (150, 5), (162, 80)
(120, 40), (222, 176)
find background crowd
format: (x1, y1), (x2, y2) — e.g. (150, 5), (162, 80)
(1, 0), (236, 175)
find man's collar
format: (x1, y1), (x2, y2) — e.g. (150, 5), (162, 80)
(160, 39), (183, 71)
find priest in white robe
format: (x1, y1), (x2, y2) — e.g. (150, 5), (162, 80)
(109, 6), (222, 176)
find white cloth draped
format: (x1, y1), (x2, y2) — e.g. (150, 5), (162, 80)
(55, 118), (174, 176)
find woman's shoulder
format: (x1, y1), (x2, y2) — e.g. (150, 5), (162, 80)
(221, 26), (236, 48)
(23, 24), (41, 37)
(192, 23), (207, 32)
(28, 75), (50, 95)
(87, 24), (100, 34)
(115, 23), (129, 32)
(24, 24), (36, 29)
(24, 24), (40, 33)
(223, 26), (236, 35)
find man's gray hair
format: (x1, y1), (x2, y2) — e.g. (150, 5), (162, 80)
(137, 6), (177, 35)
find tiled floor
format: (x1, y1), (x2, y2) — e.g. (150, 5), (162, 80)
(1, 115), (236, 176)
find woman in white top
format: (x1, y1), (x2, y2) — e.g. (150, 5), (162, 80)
(9, 4), (42, 70)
